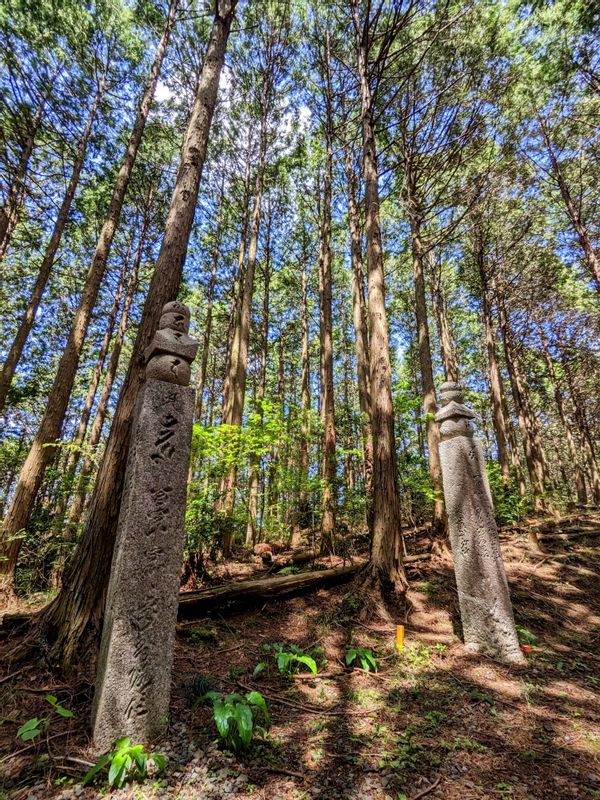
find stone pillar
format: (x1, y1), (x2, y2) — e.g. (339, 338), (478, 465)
(435, 381), (525, 665)
(92, 301), (199, 750)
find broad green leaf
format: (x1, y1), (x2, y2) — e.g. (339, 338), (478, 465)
(295, 655), (317, 674)
(83, 753), (112, 785)
(18, 723), (42, 741)
(213, 700), (233, 739)
(54, 704), (74, 718)
(252, 661), (267, 677)
(108, 758), (123, 787)
(113, 736), (131, 751)
(17, 717), (41, 737)
(364, 652), (378, 672)
(234, 702), (253, 748)
(246, 691), (270, 726)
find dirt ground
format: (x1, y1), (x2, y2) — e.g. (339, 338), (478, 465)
(1, 513), (599, 800)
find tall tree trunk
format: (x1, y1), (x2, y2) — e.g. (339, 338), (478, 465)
(405, 198), (446, 541)
(428, 253), (458, 383)
(195, 181), (224, 424)
(496, 282), (548, 511)
(222, 136), (252, 419)
(353, 7), (407, 596)
(61, 228), (142, 543)
(0, 59), (109, 411)
(246, 201), (271, 547)
(266, 331), (285, 524)
(474, 227), (511, 485)
(290, 257), (311, 548)
(562, 354), (600, 503)
(0, 65), (60, 264)
(538, 115), (600, 293)
(37, 0), (237, 665)
(219, 76), (270, 550)
(344, 142), (373, 529)
(538, 328), (587, 504)
(53, 232), (133, 522)
(318, 29), (336, 555)
(0, 0), (179, 603)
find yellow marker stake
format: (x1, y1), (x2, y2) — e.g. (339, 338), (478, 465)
(396, 625), (405, 653)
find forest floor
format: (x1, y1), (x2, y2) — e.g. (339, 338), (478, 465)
(1, 512), (599, 800)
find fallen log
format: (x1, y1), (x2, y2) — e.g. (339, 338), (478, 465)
(178, 564), (362, 620)
(270, 549), (317, 572)
(540, 529), (600, 541)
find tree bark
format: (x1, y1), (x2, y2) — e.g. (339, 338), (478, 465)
(36, 0), (237, 665)
(0, 0), (179, 604)
(406, 204), (446, 541)
(318, 29), (337, 555)
(474, 226), (511, 485)
(496, 281), (548, 512)
(353, 5), (407, 595)
(246, 201), (271, 547)
(428, 253), (458, 384)
(222, 136), (252, 420)
(195, 180), (224, 425)
(562, 354), (600, 503)
(290, 256), (311, 548)
(0, 59), (109, 411)
(538, 328), (587, 504)
(344, 142), (373, 528)
(61, 209), (146, 541)
(219, 69), (271, 550)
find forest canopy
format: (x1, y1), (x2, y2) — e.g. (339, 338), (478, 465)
(0, 0), (598, 634)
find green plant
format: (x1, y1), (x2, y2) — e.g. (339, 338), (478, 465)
(379, 733), (424, 770)
(515, 625), (539, 646)
(200, 690), (270, 753)
(403, 642), (433, 669)
(183, 672), (217, 707)
(345, 646), (378, 672)
(266, 643), (323, 676)
(252, 661), (268, 677)
(83, 738), (166, 789)
(17, 694), (73, 741)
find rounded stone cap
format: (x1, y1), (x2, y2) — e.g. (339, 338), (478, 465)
(163, 300), (190, 318)
(440, 381), (465, 406)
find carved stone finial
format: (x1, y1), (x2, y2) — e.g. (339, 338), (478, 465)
(145, 302), (199, 386)
(440, 381), (464, 406)
(435, 381), (476, 437)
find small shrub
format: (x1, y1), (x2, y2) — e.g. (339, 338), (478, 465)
(345, 646), (378, 672)
(515, 625), (539, 646)
(263, 643), (324, 676)
(183, 673), (217, 707)
(200, 690), (270, 753)
(83, 738), (166, 788)
(17, 694), (74, 742)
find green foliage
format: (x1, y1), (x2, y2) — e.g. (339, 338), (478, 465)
(263, 642), (324, 676)
(16, 694), (74, 742)
(16, 717), (44, 741)
(83, 738), (166, 789)
(515, 625), (539, 646)
(402, 642), (446, 670)
(345, 646), (378, 673)
(183, 672), (217, 707)
(486, 462), (527, 525)
(200, 691), (270, 753)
